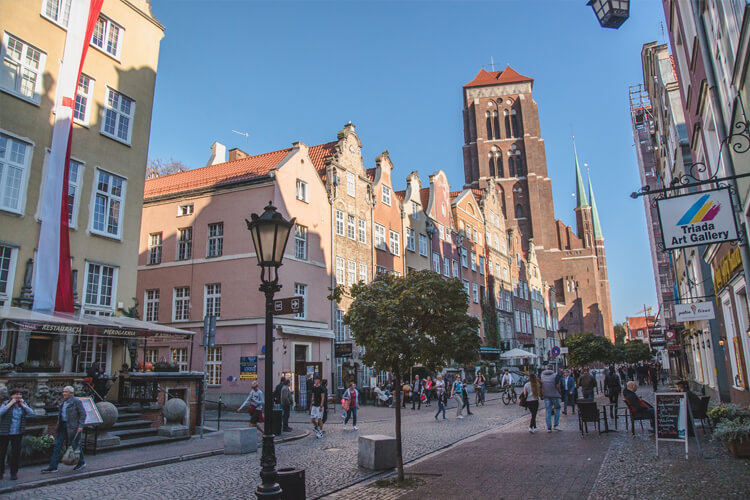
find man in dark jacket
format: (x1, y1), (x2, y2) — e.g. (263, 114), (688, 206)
(280, 378), (293, 433)
(42, 386), (86, 473)
(579, 368), (596, 400)
(623, 381), (655, 431)
(604, 367), (622, 418)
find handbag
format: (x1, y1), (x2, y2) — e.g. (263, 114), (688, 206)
(61, 431), (82, 465)
(519, 392), (528, 408)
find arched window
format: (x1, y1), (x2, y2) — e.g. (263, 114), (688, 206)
(508, 156), (515, 177)
(485, 111), (492, 140)
(516, 156), (524, 176)
(497, 153), (504, 177)
(493, 110), (500, 140)
(516, 204), (524, 218)
(511, 109), (521, 137)
(504, 109), (511, 138)
(488, 154), (495, 177)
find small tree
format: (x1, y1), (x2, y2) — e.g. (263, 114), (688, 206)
(564, 333), (615, 367)
(344, 270), (480, 481)
(614, 323), (627, 346)
(624, 340), (652, 363)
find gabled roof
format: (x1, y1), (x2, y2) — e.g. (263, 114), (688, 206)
(419, 188), (431, 213)
(145, 141), (338, 199)
(470, 188), (483, 202)
(366, 168), (376, 182)
(395, 190), (405, 202)
(463, 66), (534, 89)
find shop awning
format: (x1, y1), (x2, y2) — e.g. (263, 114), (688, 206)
(500, 348), (538, 359)
(278, 325), (334, 339)
(479, 346), (501, 354)
(0, 306), (193, 338)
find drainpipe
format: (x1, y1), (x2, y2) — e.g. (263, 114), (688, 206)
(330, 171), (338, 389)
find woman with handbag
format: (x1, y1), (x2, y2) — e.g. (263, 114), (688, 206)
(237, 380), (264, 433)
(41, 386), (86, 473)
(0, 388), (35, 480)
(522, 373), (541, 433)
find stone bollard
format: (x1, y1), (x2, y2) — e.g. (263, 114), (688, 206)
(358, 434), (397, 470)
(224, 427), (257, 454)
(95, 402), (121, 449)
(158, 398), (190, 437)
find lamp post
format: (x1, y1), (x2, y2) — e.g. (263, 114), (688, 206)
(586, 0), (630, 29)
(557, 327), (568, 367)
(246, 202), (295, 499)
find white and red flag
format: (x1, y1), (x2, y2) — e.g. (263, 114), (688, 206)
(33, 0), (103, 312)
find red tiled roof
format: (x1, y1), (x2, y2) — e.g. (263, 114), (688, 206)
(419, 188), (431, 212)
(470, 188), (483, 202)
(463, 66), (534, 89)
(145, 141), (338, 198)
(627, 316), (655, 331)
(366, 168), (376, 182)
(395, 189), (406, 201)
(449, 190), (462, 200)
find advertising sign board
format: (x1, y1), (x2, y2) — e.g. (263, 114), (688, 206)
(657, 188), (739, 250)
(674, 302), (716, 322)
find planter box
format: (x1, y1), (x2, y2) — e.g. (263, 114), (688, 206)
(727, 440), (750, 458)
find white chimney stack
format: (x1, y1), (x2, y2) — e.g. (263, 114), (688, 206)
(206, 141), (227, 166)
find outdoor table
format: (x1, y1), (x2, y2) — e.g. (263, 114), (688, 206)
(599, 403), (618, 434)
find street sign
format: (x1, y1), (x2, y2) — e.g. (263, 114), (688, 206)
(665, 330), (676, 341)
(551, 346), (561, 357)
(273, 297), (303, 315)
(559, 347), (569, 354)
(335, 343), (353, 358)
(203, 315), (216, 347)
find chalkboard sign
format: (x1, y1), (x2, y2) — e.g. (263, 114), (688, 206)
(78, 397), (103, 426)
(655, 392), (688, 459)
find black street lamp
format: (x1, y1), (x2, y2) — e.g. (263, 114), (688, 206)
(587, 0), (630, 29)
(557, 327), (568, 366)
(246, 202), (295, 499)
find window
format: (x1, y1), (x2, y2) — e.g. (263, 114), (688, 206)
(406, 227), (415, 251)
(336, 257), (345, 284)
(358, 219), (366, 244)
(206, 347), (222, 385)
(0, 245), (18, 304)
(207, 222), (224, 258)
(374, 224), (386, 250)
(443, 257), (450, 277)
(73, 73), (94, 125)
(389, 230), (400, 256)
(144, 348), (158, 364)
(92, 15), (123, 58)
(471, 251), (477, 271)
(173, 287), (190, 321)
(148, 233), (162, 265)
(144, 289), (159, 322)
(463, 279), (470, 296)
(472, 283), (479, 303)
(359, 263), (367, 283)
(296, 179), (308, 202)
(1, 33), (46, 103)
(347, 215), (356, 240)
(172, 348), (188, 372)
(515, 311), (521, 331)
(418, 234), (428, 256)
(83, 262), (117, 315)
(347, 260), (356, 286)
(438, 223), (444, 241)
(335, 309), (348, 342)
(452, 259), (459, 278)
(101, 88), (135, 144)
(205, 283), (221, 317)
(291, 224), (307, 260)
(433, 252), (441, 273)
(474, 230), (480, 244)
(346, 171), (355, 197)
(294, 283), (307, 319)
(177, 227), (192, 260)
(67, 159), (82, 226)
(376, 265), (388, 276)
(42, 0), (72, 26)
(91, 169), (125, 238)
(178, 203), (193, 216)
(335, 210), (345, 236)
(77, 336), (108, 372)
(411, 201), (420, 219)
(479, 255), (485, 275)
(0, 132), (31, 214)
(461, 249), (468, 268)
(382, 185), (391, 206)
(503, 267), (509, 281)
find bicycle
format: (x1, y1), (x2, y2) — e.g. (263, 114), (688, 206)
(501, 384), (517, 405)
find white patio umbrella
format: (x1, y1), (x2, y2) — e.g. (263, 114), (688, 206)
(500, 348), (538, 359)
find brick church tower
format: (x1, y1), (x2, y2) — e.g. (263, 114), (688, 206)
(462, 67), (614, 340)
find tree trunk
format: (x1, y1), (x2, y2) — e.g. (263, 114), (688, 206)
(393, 367), (404, 481)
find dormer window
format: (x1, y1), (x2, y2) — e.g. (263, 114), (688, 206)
(178, 204), (194, 217)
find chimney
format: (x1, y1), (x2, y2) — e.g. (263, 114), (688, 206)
(229, 148), (250, 161)
(206, 142), (227, 166)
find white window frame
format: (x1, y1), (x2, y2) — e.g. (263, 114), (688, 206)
(148, 232), (162, 265)
(41, 0), (72, 28)
(204, 283), (221, 318)
(374, 223), (386, 250)
(443, 257), (450, 277)
(335, 210), (345, 236)
(452, 259), (459, 278)
(91, 14), (124, 59)
(347, 214), (356, 240)
(432, 252), (441, 273)
(461, 249), (468, 268)
(358, 219), (367, 244)
(479, 255), (485, 275)
(389, 229), (400, 256)
(472, 283), (479, 303)
(67, 158), (83, 228)
(206, 347), (222, 386)
(101, 87), (135, 145)
(294, 282), (307, 319)
(411, 201), (420, 220)
(296, 179), (308, 202)
(82, 261), (118, 316)
(382, 185), (391, 206)
(0, 130), (33, 215)
(471, 251), (477, 271)
(359, 262), (367, 283)
(294, 224), (307, 260)
(207, 222), (224, 258)
(406, 227), (415, 252)
(176, 227), (192, 261)
(173, 286), (191, 322)
(172, 347), (188, 372)
(89, 168), (126, 239)
(144, 288), (159, 322)
(0, 244), (19, 306)
(73, 73), (94, 126)
(335, 308), (346, 342)
(178, 203), (194, 216)
(418, 233), (428, 257)
(347, 260), (356, 286)
(336, 256), (345, 285)
(346, 171), (355, 197)
(0, 33), (46, 104)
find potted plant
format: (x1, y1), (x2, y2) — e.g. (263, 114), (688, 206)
(713, 418), (750, 457)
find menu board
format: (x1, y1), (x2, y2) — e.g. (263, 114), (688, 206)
(78, 397), (104, 426)
(655, 392), (688, 459)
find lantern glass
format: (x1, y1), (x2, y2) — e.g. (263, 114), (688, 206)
(247, 202), (295, 268)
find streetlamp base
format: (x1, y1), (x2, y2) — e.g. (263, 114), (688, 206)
(255, 483), (282, 499)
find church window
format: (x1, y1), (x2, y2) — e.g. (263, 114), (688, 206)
(485, 111), (492, 140)
(516, 204), (524, 218)
(497, 153), (504, 177)
(489, 155), (495, 177)
(511, 109), (521, 137)
(504, 109), (511, 138)
(508, 157), (515, 177)
(516, 156), (524, 176)
(493, 110), (500, 139)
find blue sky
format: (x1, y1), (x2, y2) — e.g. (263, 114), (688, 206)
(146, 0), (668, 325)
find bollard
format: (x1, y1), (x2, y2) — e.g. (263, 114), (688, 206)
(218, 395), (222, 431)
(277, 467), (305, 499)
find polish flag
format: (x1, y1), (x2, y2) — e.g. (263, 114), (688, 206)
(33, 0), (103, 312)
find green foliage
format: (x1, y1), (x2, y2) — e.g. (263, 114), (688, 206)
(563, 333), (614, 366)
(344, 270), (481, 375)
(623, 340), (652, 364)
(614, 323), (627, 346)
(121, 297), (140, 319)
(21, 434), (55, 458)
(480, 298), (499, 348)
(708, 403), (750, 422)
(712, 417), (750, 444)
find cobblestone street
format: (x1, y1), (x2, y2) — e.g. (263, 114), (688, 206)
(5, 393), (525, 499)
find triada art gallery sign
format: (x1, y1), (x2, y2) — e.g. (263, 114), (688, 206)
(657, 188), (739, 250)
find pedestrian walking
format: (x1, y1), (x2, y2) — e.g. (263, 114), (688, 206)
(343, 382), (359, 430)
(541, 364), (562, 432)
(452, 375), (465, 419)
(0, 388), (35, 480)
(412, 375), (423, 410)
(401, 379), (411, 409)
(308, 376), (326, 438)
(237, 380), (265, 433)
(41, 386), (86, 473)
(604, 366), (621, 419)
(434, 375), (447, 420)
(461, 379), (473, 416)
(522, 374), (541, 433)
(561, 369), (576, 415)
(424, 376), (433, 406)
(579, 368), (596, 401)
(649, 364), (659, 392)
(474, 371), (486, 405)
(280, 378), (293, 433)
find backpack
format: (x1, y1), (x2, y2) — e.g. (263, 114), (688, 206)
(272, 383), (283, 405)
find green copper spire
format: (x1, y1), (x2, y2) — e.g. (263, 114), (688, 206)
(588, 173), (603, 239)
(574, 138), (589, 208)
